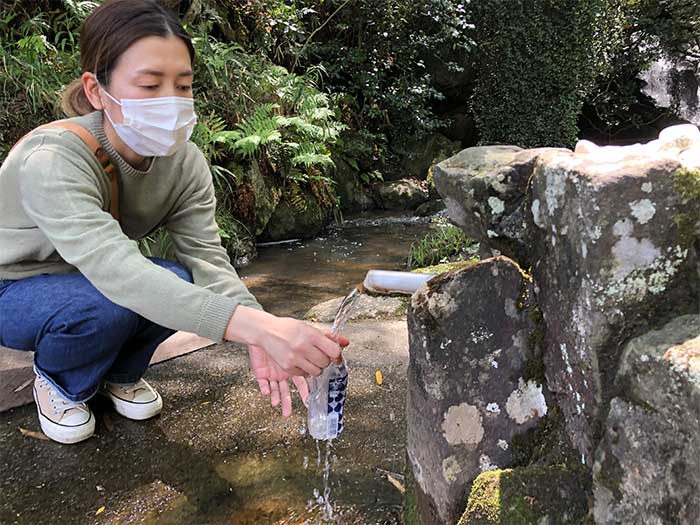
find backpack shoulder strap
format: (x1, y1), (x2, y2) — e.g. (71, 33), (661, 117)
(12, 121), (120, 222)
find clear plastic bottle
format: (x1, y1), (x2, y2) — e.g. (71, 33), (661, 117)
(307, 358), (349, 440)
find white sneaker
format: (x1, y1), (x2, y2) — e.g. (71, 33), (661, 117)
(33, 374), (95, 444)
(99, 378), (162, 420)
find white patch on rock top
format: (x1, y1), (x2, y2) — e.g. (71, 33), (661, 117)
(505, 378), (548, 424)
(441, 403), (485, 447)
(629, 199), (656, 225)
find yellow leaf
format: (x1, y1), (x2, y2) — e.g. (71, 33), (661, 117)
(95, 506), (105, 516)
(387, 474), (405, 494)
(18, 427), (49, 441)
(375, 370), (383, 385)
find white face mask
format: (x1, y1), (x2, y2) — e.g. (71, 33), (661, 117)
(98, 83), (197, 157)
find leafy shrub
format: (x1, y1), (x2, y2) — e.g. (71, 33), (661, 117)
(287, 0), (475, 174)
(471, 0), (614, 148)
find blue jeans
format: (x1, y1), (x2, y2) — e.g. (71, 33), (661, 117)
(0, 257), (192, 402)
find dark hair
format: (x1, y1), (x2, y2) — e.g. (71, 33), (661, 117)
(61, 0), (195, 116)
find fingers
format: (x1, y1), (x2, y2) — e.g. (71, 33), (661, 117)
(305, 346), (332, 370)
(324, 332), (350, 348)
(279, 380), (292, 418)
(292, 375), (310, 406)
(313, 330), (342, 361)
(269, 380), (280, 407)
(299, 360), (323, 377)
(257, 378), (270, 396)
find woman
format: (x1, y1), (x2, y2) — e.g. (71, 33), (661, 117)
(0, 0), (347, 444)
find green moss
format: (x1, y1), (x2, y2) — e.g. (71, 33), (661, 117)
(510, 406), (578, 467)
(459, 465), (591, 524)
(403, 457), (420, 525)
(395, 297), (411, 317)
(672, 168), (700, 246)
(411, 259), (479, 274)
(459, 470), (501, 525)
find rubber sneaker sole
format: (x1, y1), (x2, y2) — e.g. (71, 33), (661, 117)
(33, 387), (95, 444)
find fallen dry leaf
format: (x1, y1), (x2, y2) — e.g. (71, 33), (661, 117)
(18, 427), (49, 441)
(387, 473), (405, 494)
(95, 506), (105, 515)
(375, 370), (383, 386)
(13, 378), (33, 393)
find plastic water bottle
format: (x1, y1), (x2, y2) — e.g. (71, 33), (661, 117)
(307, 358), (348, 440)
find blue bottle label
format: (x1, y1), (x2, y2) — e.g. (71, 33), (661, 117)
(326, 370), (348, 438)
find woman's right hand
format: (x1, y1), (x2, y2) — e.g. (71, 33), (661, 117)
(224, 305), (343, 376)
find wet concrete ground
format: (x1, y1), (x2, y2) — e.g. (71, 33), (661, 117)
(0, 320), (409, 525)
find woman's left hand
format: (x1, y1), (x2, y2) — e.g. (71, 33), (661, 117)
(248, 332), (349, 417)
(248, 344), (309, 417)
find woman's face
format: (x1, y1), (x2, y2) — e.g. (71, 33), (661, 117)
(99, 35), (193, 123)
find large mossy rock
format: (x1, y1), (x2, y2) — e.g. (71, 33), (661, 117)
(434, 124), (700, 464)
(396, 132), (462, 181)
(529, 127), (700, 464)
(459, 465), (591, 525)
(332, 158), (375, 213)
(374, 179), (430, 210)
(258, 190), (331, 242)
(412, 124), (700, 522)
(593, 314), (700, 524)
(406, 257), (549, 524)
(433, 145), (567, 264)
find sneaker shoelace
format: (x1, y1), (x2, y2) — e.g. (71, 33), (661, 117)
(37, 377), (88, 417)
(118, 380), (148, 396)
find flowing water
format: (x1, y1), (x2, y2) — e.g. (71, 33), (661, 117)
(309, 286), (364, 522)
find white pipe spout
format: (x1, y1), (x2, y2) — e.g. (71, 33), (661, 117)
(362, 270), (437, 295)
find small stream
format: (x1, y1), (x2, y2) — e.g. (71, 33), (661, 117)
(239, 211), (438, 317)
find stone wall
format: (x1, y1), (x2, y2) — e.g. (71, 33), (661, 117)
(406, 124), (700, 524)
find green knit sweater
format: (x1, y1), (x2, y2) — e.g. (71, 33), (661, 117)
(0, 111), (263, 341)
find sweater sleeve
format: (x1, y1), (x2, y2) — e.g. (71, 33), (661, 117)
(164, 148), (264, 313)
(18, 144), (241, 342)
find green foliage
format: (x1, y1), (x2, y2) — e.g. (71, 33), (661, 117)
(285, 0), (475, 174)
(188, 21), (345, 223)
(633, 0), (700, 61)
(585, 0), (700, 136)
(0, 0), (88, 157)
(408, 221), (479, 269)
(471, 0), (614, 148)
